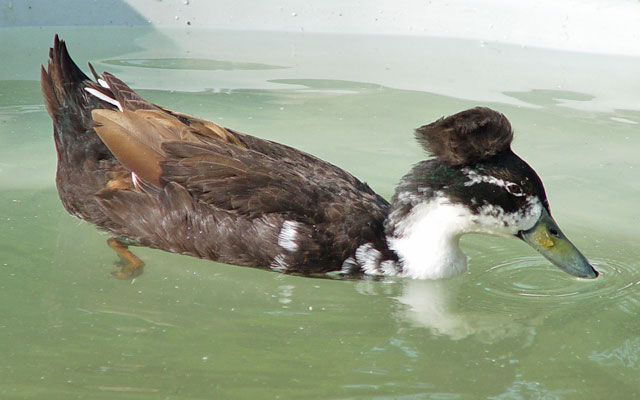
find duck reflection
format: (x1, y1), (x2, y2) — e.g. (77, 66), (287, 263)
(391, 278), (536, 344)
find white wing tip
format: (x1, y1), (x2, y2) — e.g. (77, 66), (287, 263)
(84, 87), (123, 112)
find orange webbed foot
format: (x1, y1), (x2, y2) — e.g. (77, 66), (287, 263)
(107, 237), (145, 279)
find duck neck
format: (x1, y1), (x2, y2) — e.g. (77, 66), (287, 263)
(386, 197), (471, 280)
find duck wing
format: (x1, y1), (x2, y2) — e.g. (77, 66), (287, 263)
(87, 72), (392, 273)
(89, 73), (385, 218)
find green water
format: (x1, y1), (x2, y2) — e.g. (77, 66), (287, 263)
(1, 26), (640, 399)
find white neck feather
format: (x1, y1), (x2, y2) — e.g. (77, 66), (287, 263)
(386, 191), (544, 280)
(387, 198), (474, 280)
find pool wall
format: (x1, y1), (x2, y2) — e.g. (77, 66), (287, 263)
(2, 0), (639, 56)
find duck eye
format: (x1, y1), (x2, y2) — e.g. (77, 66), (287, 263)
(505, 182), (525, 197)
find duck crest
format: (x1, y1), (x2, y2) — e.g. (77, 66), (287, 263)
(415, 107), (513, 166)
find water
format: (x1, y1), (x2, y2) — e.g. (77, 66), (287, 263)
(1, 26), (640, 399)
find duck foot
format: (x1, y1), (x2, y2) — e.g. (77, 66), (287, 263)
(107, 237), (145, 279)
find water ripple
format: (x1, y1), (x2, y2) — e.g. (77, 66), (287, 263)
(474, 256), (640, 308)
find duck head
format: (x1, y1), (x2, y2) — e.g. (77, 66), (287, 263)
(385, 107), (598, 280)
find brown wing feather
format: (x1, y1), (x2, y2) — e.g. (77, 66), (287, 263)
(95, 71), (244, 145)
(160, 139), (386, 223)
(158, 137), (392, 269)
(73, 43), (388, 232)
(85, 71), (249, 191)
(92, 110), (166, 187)
(101, 72), (159, 112)
(157, 106), (244, 146)
(90, 106), (250, 188)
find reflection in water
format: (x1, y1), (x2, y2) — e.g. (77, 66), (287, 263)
(589, 337), (640, 370)
(277, 284), (295, 305)
(102, 58), (288, 71)
(393, 279), (536, 344)
(489, 379), (574, 400)
(389, 255), (640, 344)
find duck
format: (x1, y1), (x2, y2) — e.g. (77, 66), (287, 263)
(40, 35), (598, 280)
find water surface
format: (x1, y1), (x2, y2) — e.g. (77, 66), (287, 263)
(1, 26), (640, 399)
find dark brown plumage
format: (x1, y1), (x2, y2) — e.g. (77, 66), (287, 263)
(415, 107), (513, 166)
(41, 35), (393, 277)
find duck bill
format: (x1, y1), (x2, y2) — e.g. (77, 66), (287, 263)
(518, 208), (598, 279)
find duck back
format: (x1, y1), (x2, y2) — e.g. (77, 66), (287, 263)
(41, 35), (397, 276)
